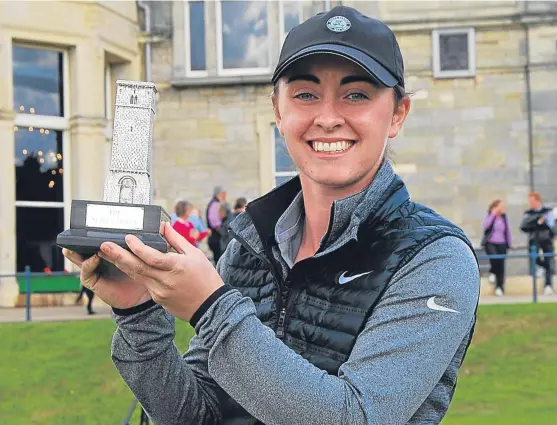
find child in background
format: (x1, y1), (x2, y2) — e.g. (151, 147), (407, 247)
(172, 200), (209, 247)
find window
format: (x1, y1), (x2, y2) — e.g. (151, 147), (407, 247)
(432, 28), (476, 78)
(185, 0), (207, 76)
(216, 0), (272, 76)
(279, 1), (331, 43)
(272, 125), (297, 187)
(12, 45), (69, 273)
(279, 1), (303, 42)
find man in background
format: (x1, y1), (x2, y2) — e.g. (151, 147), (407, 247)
(206, 186), (227, 264)
(520, 192), (555, 295)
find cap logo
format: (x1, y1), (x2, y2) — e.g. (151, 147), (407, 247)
(326, 16), (351, 33)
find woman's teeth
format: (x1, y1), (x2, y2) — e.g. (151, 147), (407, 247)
(311, 141), (354, 153)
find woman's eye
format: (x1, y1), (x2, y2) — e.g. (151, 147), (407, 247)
(346, 92), (369, 101)
(295, 92), (316, 101)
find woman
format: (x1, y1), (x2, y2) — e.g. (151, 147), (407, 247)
(482, 199), (513, 296)
(63, 6), (479, 425)
(172, 200), (209, 247)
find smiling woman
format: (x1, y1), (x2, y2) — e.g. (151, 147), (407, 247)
(64, 5), (480, 425)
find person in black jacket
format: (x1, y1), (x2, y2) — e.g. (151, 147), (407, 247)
(520, 192), (556, 295)
(205, 186), (227, 264)
(219, 197), (247, 254)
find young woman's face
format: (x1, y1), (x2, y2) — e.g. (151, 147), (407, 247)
(273, 55), (410, 192)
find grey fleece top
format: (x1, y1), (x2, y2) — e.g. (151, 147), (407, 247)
(110, 161), (480, 425)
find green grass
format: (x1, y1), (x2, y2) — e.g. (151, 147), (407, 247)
(0, 319), (195, 425)
(0, 303), (555, 425)
(442, 303), (557, 425)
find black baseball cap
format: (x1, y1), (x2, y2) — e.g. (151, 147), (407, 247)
(272, 6), (404, 88)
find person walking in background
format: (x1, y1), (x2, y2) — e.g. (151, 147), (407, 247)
(482, 200), (512, 296)
(520, 192), (556, 295)
(173, 200), (209, 247)
(75, 285), (96, 315)
(219, 197), (248, 253)
(206, 186), (227, 264)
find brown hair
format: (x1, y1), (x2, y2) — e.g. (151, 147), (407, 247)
(175, 200), (192, 217)
(528, 192), (542, 202)
(488, 199), (502, 214)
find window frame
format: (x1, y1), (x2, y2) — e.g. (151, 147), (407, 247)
(432, 27), (476, 79)
(184, 0), (209, 78)
(271, 124), (297, 187)
(12, 43), (72, 270)
(215, 0), (273, 77)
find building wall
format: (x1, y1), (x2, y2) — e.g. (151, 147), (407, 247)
(151, 40), (275, 216)
(0, 1), (142, 306)
(150, 0), (557, 255)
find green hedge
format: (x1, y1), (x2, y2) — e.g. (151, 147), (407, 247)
(17, 275), (81, 293)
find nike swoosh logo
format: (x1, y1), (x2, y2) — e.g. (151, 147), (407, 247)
(427, 296), (458, 313)
(338, 271), (372, 285)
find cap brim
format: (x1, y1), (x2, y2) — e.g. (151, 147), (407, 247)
(272, 44), (398, 87)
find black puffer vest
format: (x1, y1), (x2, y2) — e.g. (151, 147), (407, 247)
(223, 174), (476, 424)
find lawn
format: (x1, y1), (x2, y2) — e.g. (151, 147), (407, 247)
(0, 303), (555, 425)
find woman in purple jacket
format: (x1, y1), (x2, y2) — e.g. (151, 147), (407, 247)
(482, 199), (513, 296)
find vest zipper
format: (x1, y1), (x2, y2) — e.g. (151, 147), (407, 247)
(228, 228), (287, 336)
(276, 285), (301, 340)
(276, 308), (287, 338)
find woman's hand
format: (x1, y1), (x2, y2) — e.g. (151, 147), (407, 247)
(62, 250), (152, 310)
(97, 222), (224, 322)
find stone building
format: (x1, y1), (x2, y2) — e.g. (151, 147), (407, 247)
(0, 1), (142, 305)
(1, 0), (556, 305)
(145, 0), (557, 253)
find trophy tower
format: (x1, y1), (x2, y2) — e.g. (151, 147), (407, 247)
(57, 80), (169, 258)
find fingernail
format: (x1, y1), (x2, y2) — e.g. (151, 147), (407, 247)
(101, 244), (110, 253)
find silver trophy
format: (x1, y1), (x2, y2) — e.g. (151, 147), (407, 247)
(57, 80), (170, 267)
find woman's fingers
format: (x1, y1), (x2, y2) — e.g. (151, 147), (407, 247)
(62, 248), (84, 268)
(162, 222), (196, 255)
(125, 234), (177, 271)
(80, 254), (101, 289)
(98, 241), (164, 283)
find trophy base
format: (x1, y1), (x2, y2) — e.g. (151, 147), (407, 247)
(57, 200), (170, 258)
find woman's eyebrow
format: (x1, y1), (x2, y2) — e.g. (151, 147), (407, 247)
(287, 74), (320, 84)
(340, 75), (379, 86)
(286, 74), (379, 87)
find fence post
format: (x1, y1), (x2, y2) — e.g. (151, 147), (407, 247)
(530, 245), (538, 303)
(25, 265), (31, 321)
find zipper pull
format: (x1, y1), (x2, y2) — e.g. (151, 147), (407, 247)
(276, 308), (286, 338)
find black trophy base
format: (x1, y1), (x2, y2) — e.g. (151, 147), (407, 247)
(57, 199), (171, 260)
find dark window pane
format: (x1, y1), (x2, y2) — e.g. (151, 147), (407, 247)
(439, 33), (469, 71)
(189, 1), (206, 71)
(221, 1), (269, 69)
(274, 126), (296, 172)
(16, 207), (65, 272)
(15, 128), (64, 202)
(13, 46), (64, 116)
(275, 175), (296, 187)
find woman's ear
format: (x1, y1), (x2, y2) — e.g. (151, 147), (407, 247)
(388, 96), (411, 139)
(272, 92), (283, 136)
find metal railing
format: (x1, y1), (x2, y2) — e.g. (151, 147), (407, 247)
(476, 245), (555, 303)
(0, 266), (80, 321)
